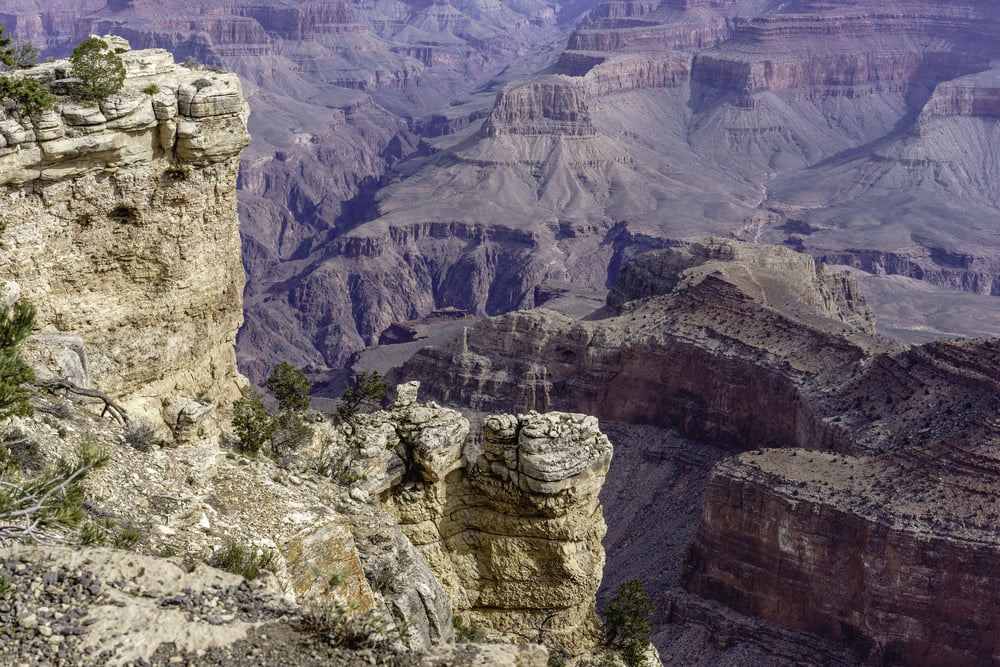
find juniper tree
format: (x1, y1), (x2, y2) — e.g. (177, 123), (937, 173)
(0, 301), (36, 419)
(266, 361), (311, 413)
(0, 76), (56, 117)
(604, 579), (655, 667)
(336, 371), (387, 423)
(69, 36), (125, 103)
(231, 386), (275, 457)
(0, 27), (12, 69)
(0, 440), (108, 546)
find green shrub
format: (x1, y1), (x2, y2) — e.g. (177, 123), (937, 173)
(604, 579), (655, 667)
(0, 441), (109, 546)
(0, 76), (56, 117)
(112, 520), (144, 550)
(164, 165), (190, 181)
(336, 371), (387, 423)
(10, 41), (39, 69)
(69, 36), (126, 103)
(267, 362), (311, 413)
(211, 539), (278, 580)
(142, 83), (160, 95)
(0, 301), (36, 419)
(0, 27), (11, 69)
(231, 386), (275, 457)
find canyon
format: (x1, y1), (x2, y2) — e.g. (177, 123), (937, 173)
(0, 42), (612, 666)
(9, 0), (1000, 380)
(387, 238), (1000, 665)
(5, 1), (1000, 665)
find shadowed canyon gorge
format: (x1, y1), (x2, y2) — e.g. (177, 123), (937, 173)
(3, 0), (1000, 665)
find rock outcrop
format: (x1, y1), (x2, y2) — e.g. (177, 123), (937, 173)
(391, 240), (886, 451)
(0, 37), (250, 440)
(685, 425), (1000, 667)
(319, 382), (613, 656)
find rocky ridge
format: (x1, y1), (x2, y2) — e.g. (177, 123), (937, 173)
(0, 37), (249, 440)
(383, 238), (1000, 664)
(0, 379), (592, 665)
(391, 240), (887, 450)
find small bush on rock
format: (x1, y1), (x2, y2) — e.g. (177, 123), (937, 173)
(336, 371), (387, 423)
(0, 441), (108, 546)
(0, 77), (56, 116)
(231, 386), (276, 457)
(0, 301), (36, 419)
(69, 36), (126, 103)
(604, 579), (655, 667)
(267, 362), (311, 413)
(211, 539), (279, 580)
(124, 420), (157, 451)
(164, 165), (190, 181)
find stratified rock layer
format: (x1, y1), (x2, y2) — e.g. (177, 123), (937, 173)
(319, 382), (612, 655)
(685, 436), (1000, 667)
(392, 240), (885, 451)
(0, 38), (250, 439)
(386, 239), (1000, 663)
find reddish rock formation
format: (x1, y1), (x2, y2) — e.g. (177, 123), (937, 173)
(686, 429), (1000, 666)
(390, 241), (885, 450)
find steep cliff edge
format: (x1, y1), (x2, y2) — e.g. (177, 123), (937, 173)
(317, 381), (613, 657)
(0, 37), (250, 439)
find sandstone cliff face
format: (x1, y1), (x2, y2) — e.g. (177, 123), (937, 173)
(317, 382), (612, 656)
(0, 39), (250, 439)
(1, 388), (551, 665)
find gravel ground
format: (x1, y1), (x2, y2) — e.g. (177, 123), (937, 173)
(0, 550), (420, 667)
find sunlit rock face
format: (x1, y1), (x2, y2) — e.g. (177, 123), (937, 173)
(0, 38), (250, 440)
(317, 382), (613, 656)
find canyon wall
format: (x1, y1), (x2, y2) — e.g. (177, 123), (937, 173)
(0, 38), (250, 440)
(386, 240), (1000, 663)
(391, 241), (881, 451)
(686, 432), (1000, 666)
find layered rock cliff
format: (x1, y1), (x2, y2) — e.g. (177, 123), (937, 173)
(686, 408), (1000, 667)
(0, 37), (250, 440)
(0, 379), (555, 666)
(391, 240), (885, 451)
(317, 381), (613, 656)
